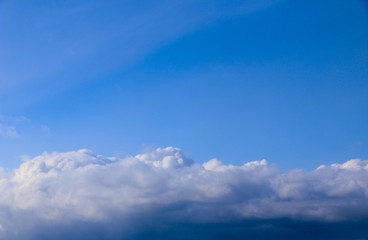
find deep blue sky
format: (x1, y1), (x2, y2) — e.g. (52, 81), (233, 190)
(1, 0), (367, 170)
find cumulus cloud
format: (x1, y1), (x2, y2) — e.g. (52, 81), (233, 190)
(0, 147), (367, 239)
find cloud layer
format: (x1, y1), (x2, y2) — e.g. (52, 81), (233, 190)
(1, 147), (367, 239)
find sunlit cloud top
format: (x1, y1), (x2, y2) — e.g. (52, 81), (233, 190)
(1, 147), (367, 239)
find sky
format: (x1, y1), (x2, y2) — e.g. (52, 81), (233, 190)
(1, 0), (368, 239)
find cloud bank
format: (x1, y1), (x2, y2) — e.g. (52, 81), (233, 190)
(0, 147), (367, 239)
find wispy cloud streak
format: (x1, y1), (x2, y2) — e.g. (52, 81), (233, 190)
(0, 124), (18, 138)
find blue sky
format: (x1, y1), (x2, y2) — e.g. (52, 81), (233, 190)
(1, 0), (367, 171)
(1, 1), (368, 239)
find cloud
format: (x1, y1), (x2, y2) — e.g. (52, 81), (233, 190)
(0, 123), (18, 138)
(0, 116), (31, 138)
(0, 147), (367, 239)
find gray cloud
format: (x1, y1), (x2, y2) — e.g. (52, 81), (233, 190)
(0, 147), (367, 239)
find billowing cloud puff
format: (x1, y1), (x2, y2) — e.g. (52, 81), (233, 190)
(0, 147), (367, 239)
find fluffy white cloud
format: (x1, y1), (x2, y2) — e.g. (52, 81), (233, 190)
(0, 147), (367, 239)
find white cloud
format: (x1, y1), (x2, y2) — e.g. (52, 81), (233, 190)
(0, 116), (30, 138)
(0, 123), (18, 138)
(0, 147), (367, 239)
